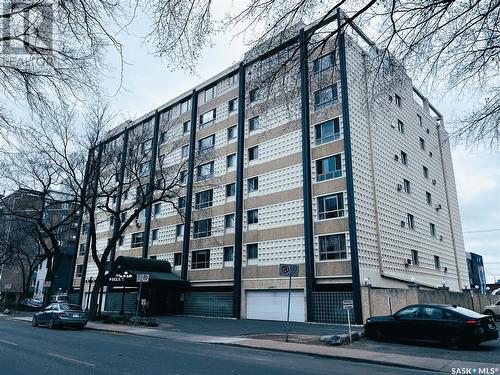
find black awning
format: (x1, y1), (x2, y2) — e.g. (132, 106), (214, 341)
(106, 256), (187, 286)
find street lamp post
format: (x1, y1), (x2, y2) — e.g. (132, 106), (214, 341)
(119, 271), (129, 315)
(85, 277), (94, 310)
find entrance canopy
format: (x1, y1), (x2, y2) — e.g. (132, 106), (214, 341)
(106, 256), (187, 287)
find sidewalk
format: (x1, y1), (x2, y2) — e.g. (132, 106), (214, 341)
(8, 314), (499, 372)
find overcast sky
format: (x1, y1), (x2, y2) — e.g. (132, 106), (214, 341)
(99, 9), (499, 283)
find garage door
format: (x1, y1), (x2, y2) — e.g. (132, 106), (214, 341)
(246, 290), (305, 322)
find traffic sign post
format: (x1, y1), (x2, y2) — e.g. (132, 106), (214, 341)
(135, 274), (149, 320)
(279, 264), (299, 342)
(343, 299), (354, 343)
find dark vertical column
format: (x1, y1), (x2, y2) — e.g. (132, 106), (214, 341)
(69, 148), (92, 293)
(78, 144), (103, 305)
(337, 11), (363, 324)
(181, 90), (198, 280)
(142, 112), (161, 258)
(299, 29), (315, 322)
(110, 128), (129, 264)
(233, 63), (246, 319)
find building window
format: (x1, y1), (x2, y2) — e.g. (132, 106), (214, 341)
(247, 243), (258, 259)
(227, 153), (236, 168)
(249, 88), (259, 103)
(204, 86), (217, 101)
(174, 253), (182, 266)
(183, 120), (190, 134)
(249, 116), (260, 131)
(407, 213), (415, 229)
(430, 223), (436, 237)
(181, 144), (189, 158)
(152, 229), (159, 241)
(426, 191), (432, 205)
(226, 183), (236, 197)
(228, 98), (238, 113)
(195, 189), (213, 209)
(178, 196), (186, 210)
(417, 114), (422, 127)
(200, 108), (216, 128)
(154, 203), (161, 216)
(180, 99), (191, 114)
(419, 137), (425, 150)
(411, 250), (419, 265)
(248, 176), (258, 192)
(76, 264), (83, 277)
(176, 224), (184, 237)
(314, 84), (338, 108)
(403, 179), (411, 193)
(140, 161), (150, 175)
(400, 151), (408, 165)
(316, 154), (342, 181)
(423, 166), (429, 178)
(223, 246), (234, 262)
(227, 125), (237, 140)
(319, 234), (347, 260)
(180, 170), (188, 184)
(142, 139), (152, 153)
(315, 118), (340, 145)
(131, 232), (144, 248)
(434, 255), (440, 270)
(228, 74), (238, 85)
(191, 249), (210, 269)
(118, 236), (124, 246)
(313, 52), (334, 74)
(193, 219), (212, 238)
(225, 214), (235, 229)
(318, 193), (344, 220)
(197, 161), (214, 180)
(247, 209), (258, 225)
(395, 94), (401, 107)
(248, 146), (259, 161)
(198, 135), (215, 154)
(79, 244), (86, 256)
(397, 120), (404, 134)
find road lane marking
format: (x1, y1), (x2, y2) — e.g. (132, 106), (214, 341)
(0, 339), (18, 346)
(47, 352), (95, 367)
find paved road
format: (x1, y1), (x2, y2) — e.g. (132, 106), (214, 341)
(0, 317), (434, 375)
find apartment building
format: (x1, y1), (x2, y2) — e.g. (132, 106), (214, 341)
(73, 12), (468, 323)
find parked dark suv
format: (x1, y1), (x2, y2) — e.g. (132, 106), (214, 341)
(365, 304), (498, 347)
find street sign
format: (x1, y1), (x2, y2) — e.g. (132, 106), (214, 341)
(136, 274), (150, 283)
(343, 299), (354, 309)
(279, 264), (299, 277)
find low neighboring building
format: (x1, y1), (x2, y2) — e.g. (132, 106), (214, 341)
(466, 252), (487, 293)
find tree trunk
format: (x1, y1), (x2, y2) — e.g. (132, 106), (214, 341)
(88, 268), (105, 319)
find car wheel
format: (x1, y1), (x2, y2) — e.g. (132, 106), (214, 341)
(48, 318), (57, 329)
(32, 317), (38, 327)
(373, 328), (385, 341)
(443, 336), (460, 349)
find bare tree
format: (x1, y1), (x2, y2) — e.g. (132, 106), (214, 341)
(144, 0), (499, 148)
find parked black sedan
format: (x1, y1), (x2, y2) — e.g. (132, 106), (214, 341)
(32, 303), (87, 329)
(364, 304), (498, 347)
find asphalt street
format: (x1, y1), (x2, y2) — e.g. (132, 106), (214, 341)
(0, 317), (435, 375)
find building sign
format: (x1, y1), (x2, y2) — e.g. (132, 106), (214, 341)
(108, 273), (133, 283)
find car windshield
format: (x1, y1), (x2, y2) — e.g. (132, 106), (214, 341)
(445, 306), (483, 318)
(59, 304), (83, 311)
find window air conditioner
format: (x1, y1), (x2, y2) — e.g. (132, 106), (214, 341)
(394, 155), (399, 161)
(401, 220), (406, 227)
(432, 179), (437, 185)
(405, 259), (412, 267)
(434, 204), (442, 211)
(397, 184), (403, 191)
